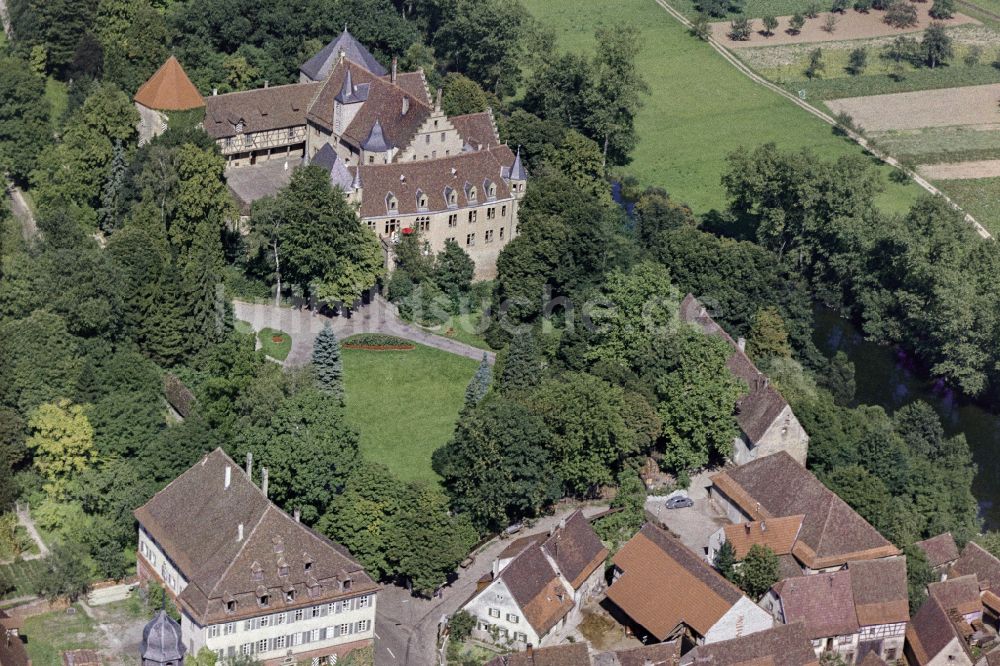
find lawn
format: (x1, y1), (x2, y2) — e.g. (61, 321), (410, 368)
(258, 327), (291, 361)
(23, 604), (98, 664)
(44, 77), (68, 130)
(423, 311), (494, 351)
(342, 341), (477, 484)
(522, 0), (919, 215)
(934, 177), (1000, 235)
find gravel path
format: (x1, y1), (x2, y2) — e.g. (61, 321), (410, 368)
(919, 159), (1000, 180)
(16, 505), (48, 560)
(233, 296), (494, 367)
(6, 183), (37, 242)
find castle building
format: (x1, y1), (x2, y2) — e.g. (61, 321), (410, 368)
(133, 449), (379, 665)
(133, 56), (205, 146)
(194, 29), (526, 279)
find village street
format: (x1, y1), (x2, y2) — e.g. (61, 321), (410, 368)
(374, 504), (609, 666)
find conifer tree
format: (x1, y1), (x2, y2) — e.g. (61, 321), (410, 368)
(98, 139), (127, 232)
(312, 324), (344, 403)
(714, 540), (737, 581)
(464, 354), (492, 407)
(499, 330), (540, 392)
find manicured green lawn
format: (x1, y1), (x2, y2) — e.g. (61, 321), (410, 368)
(342, 342), (477, 484)
(424, 311), (494, 351)
(522, 0), (919, 214)
(23, 604), (98, 664)
(258, 327), (291, 361)
(934, 177), (1000, 236)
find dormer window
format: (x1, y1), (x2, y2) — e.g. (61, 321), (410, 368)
(286, 589), (295, 602)
(468, 186), (477, 203)
(226, 600), (236, 613)
(485, 180), (497, 200)
(258, 593), (269, 607)
(343, 578), (352, 592)
(445, 187), (457, 208)
(279, 565), (289, 577)
(416, 190), (427, 210)
(251, 563), (263, 582)
(272, 537), (283, 554)
(234, 120), (244, 134)
(386, 193), (398, 212)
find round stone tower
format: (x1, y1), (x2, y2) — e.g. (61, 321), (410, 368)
(141, 610), (186, 666)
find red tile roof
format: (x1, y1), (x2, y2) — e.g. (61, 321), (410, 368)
(498, 545), (573, 637)
(608, 523), (743, 641)
(773, 571), (860, 639)
(951, 542), (1000, 593)
(134, 57), (204, 111)
(682, 623), (819, 666)
(204, 82), (322, 139)
(928, 575), (983, 617)
(540, 510), (608, 591)
(906, 595), (972, 666)
(484, 643), (591, 666)
(847, 558), (909, 626)
(916, 533), (960, 569)
(451, 111), (499, 149)
(723, 515), (803, 559)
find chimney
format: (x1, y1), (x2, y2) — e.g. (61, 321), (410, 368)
(294, 508), (301, 523)
(261, 467), (269, 498)
(737, 337), (746, 352)
(224, 465), (231, 489)
(237, 523), (244, 541)
(435, 87), (442, 112)
(391, 57), (398, 84)
(212, 88), (218, 96)
(402, 96), (409, 115)
(245, 451), (253, 479)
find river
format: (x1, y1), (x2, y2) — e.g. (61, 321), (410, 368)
(813, 309), (1000, 530)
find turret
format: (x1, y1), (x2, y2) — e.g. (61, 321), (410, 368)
(508, 146), (527, 198)
(141, 610), (185, 666)
(361, 119), (393, 164)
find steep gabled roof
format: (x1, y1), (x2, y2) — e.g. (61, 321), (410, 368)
(498, 545), (573, 637)
(723, 515), (804, 559)
(847, 557), (909, 626)
(681, 623), (819, 666)
(710, 452), (899, 569)
(134, 448), (377, 625)
(951, 542), (1000, 613)
(679, 294), (791, 445)
(773, 571), (859, 639)
(540, 510), (608, 590)
(906, 595), (973, 665)
(928, 575), (983, 617)
(203, 82), (321, 139)
(134, 56), (204, 111)
(608, 523), (743, 641)
(311, 144), (355, 191)
(450, 111), (500, 151)
(300, 28), (388, 81)
(916, 533), (960, 569)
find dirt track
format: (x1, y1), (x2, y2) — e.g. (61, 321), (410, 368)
(713, 5), (976, 47)
(826, 83), (1000, 131)
(918, 159), (1000, 179)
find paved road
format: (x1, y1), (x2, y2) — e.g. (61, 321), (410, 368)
(374, 504), (609, 666)
(233, 295), (495, 367)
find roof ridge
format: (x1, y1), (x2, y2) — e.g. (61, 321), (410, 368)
(205, 499), (272, 599)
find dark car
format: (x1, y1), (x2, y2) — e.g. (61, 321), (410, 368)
(665, 496), (694, 509)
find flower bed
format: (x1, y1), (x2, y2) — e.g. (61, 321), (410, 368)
(343, 334), (415, 351)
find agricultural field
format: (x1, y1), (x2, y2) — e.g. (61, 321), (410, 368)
(0, 559), (45, 599)
(826, 83), (1000, 131)
(522, 0), (919, 214)
(934, 177), (1000, 234)
(341, 340), (477, 484)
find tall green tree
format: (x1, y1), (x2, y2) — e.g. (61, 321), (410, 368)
(747, 307), (792, 361)
(499, 330), (541, 393)
(923, 22), (953, 67)
(737, 544), (779, 599)
(27, 399), (97, 498)
(0, 57), (50, 183)
(587, 24), (649, 165)
(440, 73), (491, 117)
(464, 354), (492, 408)
(434, 239), (476, 301)
(433, 0), (527, 96)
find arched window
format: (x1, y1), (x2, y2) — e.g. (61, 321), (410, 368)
(468, 186), (477, 203)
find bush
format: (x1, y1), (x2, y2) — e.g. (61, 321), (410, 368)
(885, 1), (919, 27)
(762, 15), (779, 34)
(847, 47), (868, 74)
(832, 0), (850, 11)
(789, 12), (806, 32)
(450, 610), (476, 641)
(929, 0), (954, 17)
(729, 16), (753, 40)
(806, 0), (822, 16)
(965, 45), (982, 66)
(692, 13), (713, 39)
(823, 13), (839, 31)
(805, 48), (826, 78)
(342, 334), (413, 347)
(854, 0), (873, 12)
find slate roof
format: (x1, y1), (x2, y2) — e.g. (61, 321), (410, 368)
(679, 294), (792, 445)
(773, 571), (859, 639)
(847, 558), (909, 626)
(300, 28), (388, 81)
(134, 56), (204, 111)
(391, 71), (431, 106)
(723, 515), (804, 559)
(928, 575), (983, 617)
(134, 448), (377, 625)
(540, 510), (608, 590)
(498, 545), (573, 637)
(204, 82), (321, 139)
(680, 623), (819, 666)
(357, 144), (516, 218)
(916, 533), (960, 569)
(906, 595), (971, 666)
(608, 523), (743, 641)
(141, 610), (185, 662)
(307, 60), (431, 154)
(710, 452), (899, 569)
(311, 144), (355, 191)
(450, 111), (499, 150)
(484, 643), (591, 666)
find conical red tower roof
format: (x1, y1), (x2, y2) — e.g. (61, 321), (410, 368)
(134, 56), (204, 111)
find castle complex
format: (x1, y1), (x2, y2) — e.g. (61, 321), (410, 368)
(136, 30), (526, 280)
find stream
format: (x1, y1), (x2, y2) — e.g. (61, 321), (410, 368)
(813, 309), (1000, 530)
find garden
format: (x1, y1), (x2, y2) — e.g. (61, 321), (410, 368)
(341, 337), (478, 484)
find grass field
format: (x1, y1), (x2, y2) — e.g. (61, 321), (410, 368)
(670, 0), (815, 19)
(872, 126), (1000, 163)
(23, 605), (99, 665)
(342, 342), (477, 484)
(258, 327), (292, 361)
(934, 177), (1000, 234)
(44, 77), (67, 130)
(523, 0), (919, 214)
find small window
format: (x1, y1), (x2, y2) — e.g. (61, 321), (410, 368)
(257, 639), (268, 653)
(294, 608), (304, 621)
(226, 600), (236, 613)
(466, 233), (475, 247)
(369, 156), (375, 164)
(279, 566), (289, 577)
(448, 214), (458, 227)
(425, 135), (431, 144)
(506, 613), (518, 623)
(468, 187), (477, 202)
(515, 632), (527, 642)
(358, 595), (371, 609)
(343, 579), (352, 591)
(340, 623), (352, 635)
(499, 227), (504, 240)
(488, 608), (500, 618)
(258, 594), (269, 607)
(441, 132), (446, 142)
(209, 625), (220, 638)
(304, 561), (312, 572)
(485, 229), (494, 243)
(286, 589), (295, 602)
(288, 128), (295, 139)
(501, 205), (507, 217)
(468, 210), (477, 224)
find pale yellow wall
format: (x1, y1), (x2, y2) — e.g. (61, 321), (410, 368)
(396, 113), (465, 162)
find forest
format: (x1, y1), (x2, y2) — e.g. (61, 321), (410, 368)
(0, 0), (995, 607)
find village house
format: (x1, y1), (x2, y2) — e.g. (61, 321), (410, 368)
(760, 558), (908, 664)
(709, 452), (900, 574)
(606, 523), (773, 650)
(187, 29), (524, 280)
(680, 622), (819, 666)
(905, 593), (979, 666)
(917, 533), (961, 581)
(462, 511), (607, 650)
(133, 449), (378, 665)
(705, 515), (805, 581)
(679, 295), (809, 466)
(950, 542), (1000, 631)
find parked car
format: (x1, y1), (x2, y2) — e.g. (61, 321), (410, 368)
(665, 496), (694, 509)
(504, 522), (524, 536)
